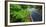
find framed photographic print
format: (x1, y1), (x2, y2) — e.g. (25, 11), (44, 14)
(5, 1), (45, 26)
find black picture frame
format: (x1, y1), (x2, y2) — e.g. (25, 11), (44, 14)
(5, 1), (45, 26)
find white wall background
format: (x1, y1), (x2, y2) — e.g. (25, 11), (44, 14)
(0, 0), (46, 27)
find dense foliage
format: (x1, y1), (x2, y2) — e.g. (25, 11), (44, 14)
(10, 4), (42, 23)
(10, 4), (32, 23)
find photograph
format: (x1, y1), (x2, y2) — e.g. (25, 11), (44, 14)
(7, 2), (45, 25)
